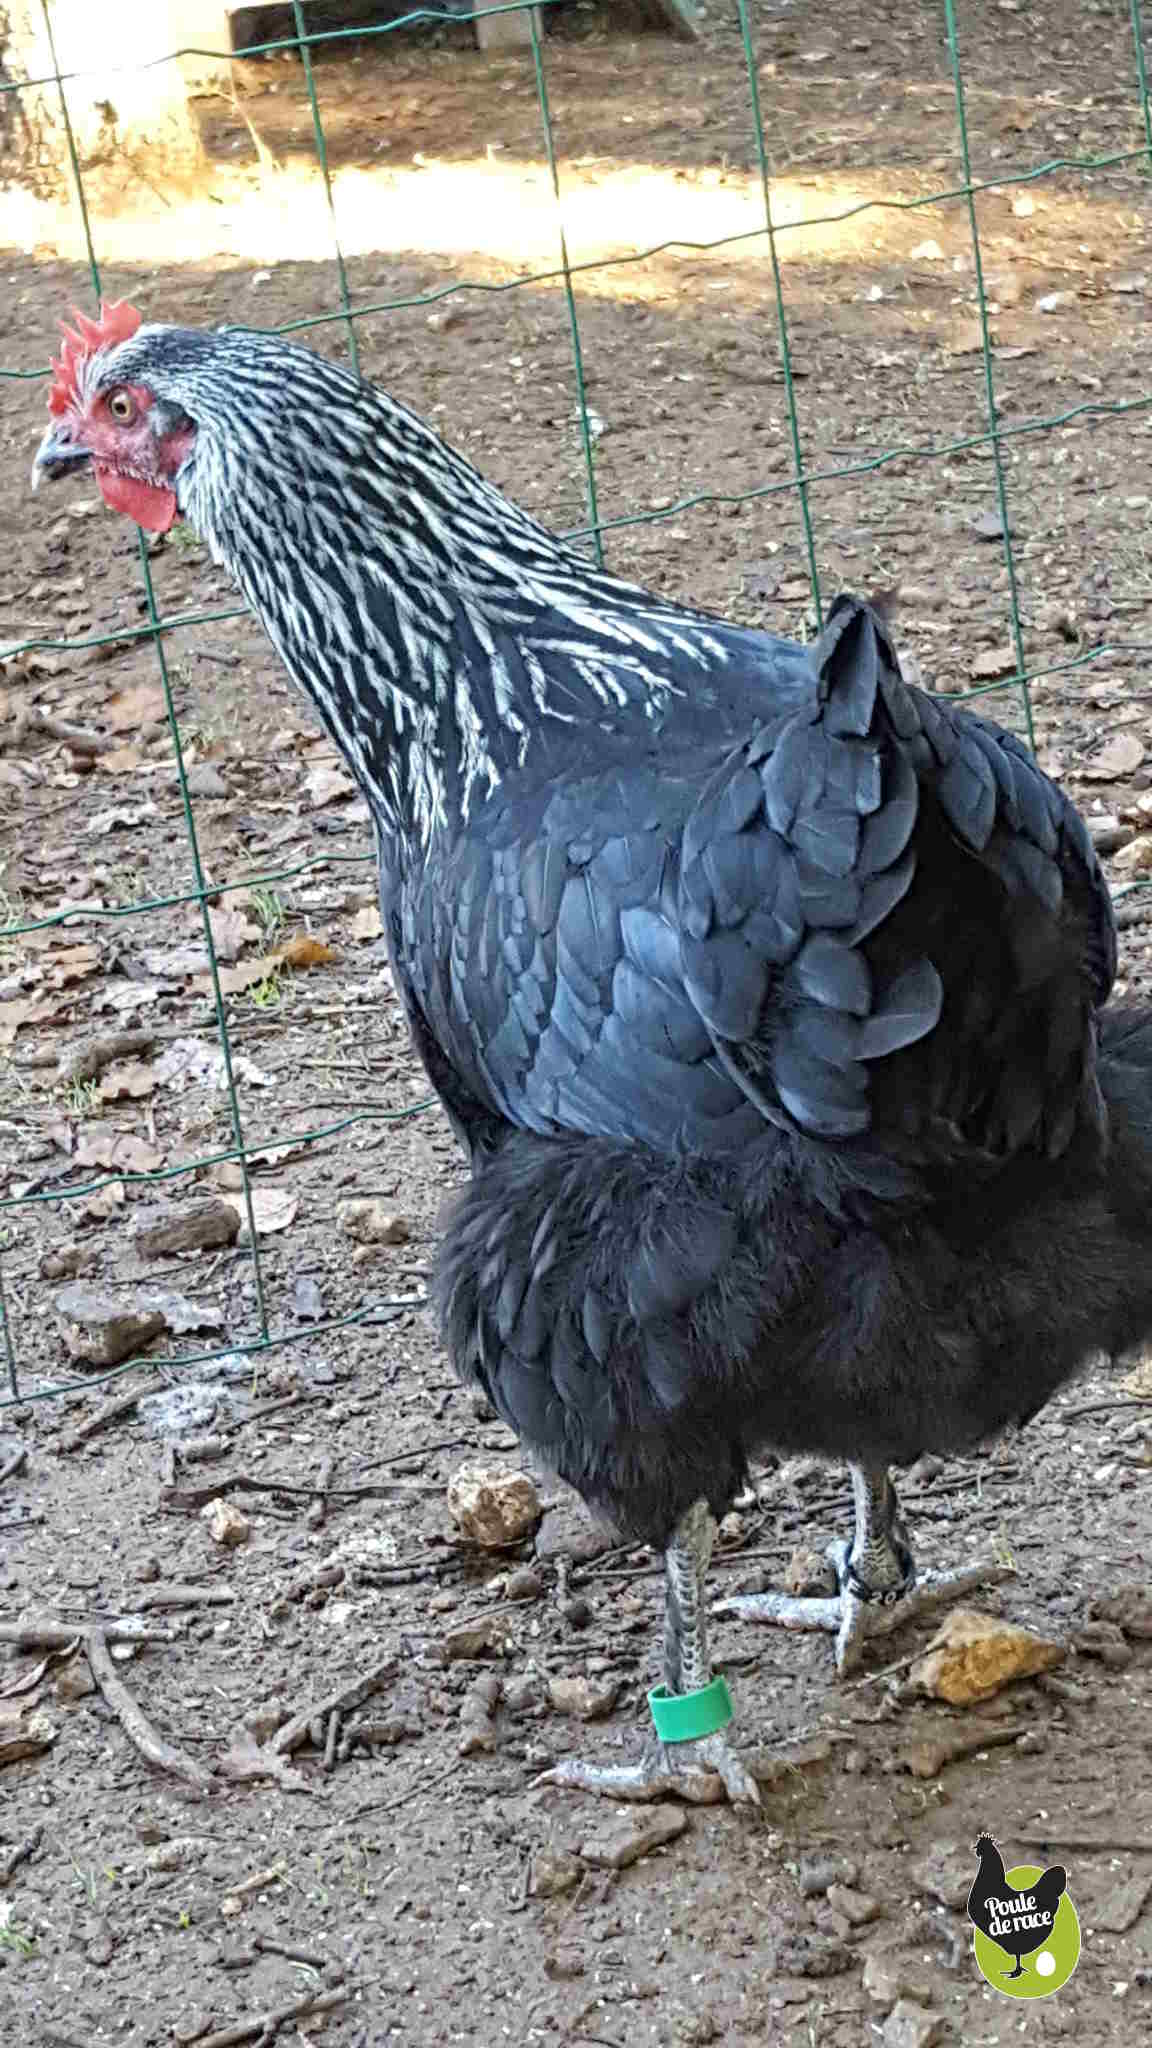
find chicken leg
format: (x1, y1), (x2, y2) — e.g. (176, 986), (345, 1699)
(717, 1463), (1009, 1674)
(537, 1500), (760, 1805)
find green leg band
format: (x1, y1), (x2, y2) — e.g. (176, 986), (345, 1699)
(648, 1674), (733, 1743)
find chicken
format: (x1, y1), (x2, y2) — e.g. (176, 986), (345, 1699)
(33, 301), (1152, 1808)
(966, 1834), (1067, 1979)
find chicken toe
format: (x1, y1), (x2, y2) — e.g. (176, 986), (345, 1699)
(717, 1466), (1013, 1673)
(536, 1732), (760, 1806)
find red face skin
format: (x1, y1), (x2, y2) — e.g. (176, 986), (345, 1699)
(48, 381), (195, 533)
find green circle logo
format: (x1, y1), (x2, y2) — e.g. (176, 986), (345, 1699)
(971, 1861), (1081, 1999)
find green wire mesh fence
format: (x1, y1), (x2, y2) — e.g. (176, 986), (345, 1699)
(1, 0), (1150, 1411)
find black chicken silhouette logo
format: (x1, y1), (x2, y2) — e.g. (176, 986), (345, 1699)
(967, 1834), (1081, 1998)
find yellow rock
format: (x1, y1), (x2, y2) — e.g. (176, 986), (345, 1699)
(1111, 833), (1152, 877)
(910, 1607), (1064, 1705)
(447, 1464), (541, 1549)
(1119, 1350), (1152, 1397)
(201, 1497), (251, 1549)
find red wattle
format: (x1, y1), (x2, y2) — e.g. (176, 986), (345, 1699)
(95, 467), (178, 533)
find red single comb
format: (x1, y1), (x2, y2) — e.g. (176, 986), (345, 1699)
(49, 299), (143, 415)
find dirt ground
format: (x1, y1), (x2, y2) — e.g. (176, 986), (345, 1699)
(3, 2), (1152, 2043)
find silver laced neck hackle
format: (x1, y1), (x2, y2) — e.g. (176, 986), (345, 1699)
(91, 322), (748, 850)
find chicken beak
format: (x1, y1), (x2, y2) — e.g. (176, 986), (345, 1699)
(31, 423), (92, 490)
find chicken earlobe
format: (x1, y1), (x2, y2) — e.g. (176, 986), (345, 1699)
(535, 1500), (760, 1805)
(717, 1463), (1012, 1673)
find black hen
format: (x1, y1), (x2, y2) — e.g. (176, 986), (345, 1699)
(967, 1835), (1067, 1978)
(34, 310), (1148, 1805)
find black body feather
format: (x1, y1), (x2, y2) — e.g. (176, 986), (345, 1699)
(425, 603), (1127, 1546)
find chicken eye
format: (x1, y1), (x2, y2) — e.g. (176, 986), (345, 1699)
(107, 390), (136, 424)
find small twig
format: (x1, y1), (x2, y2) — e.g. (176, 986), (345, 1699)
(136, 1583), (236, 1611)
(1061, 1398), (1152, 1421)
(349, 1760), (461, 1824)
(0, 1617), (174, 1649)
(272, 1659), (396, 1757)
(57, 1380), (157, 1455)
(85, 1626), (215, 1793)
(350, 1547), (456, 1576)
(189, 646), (242, 668)
(0, 1445), (28, 1484)
(219, 1390), (310, 1437)
(56, 1028), (156, 1086)
(323, 1709), (340, 1775)
(353, 1436), (473, 1475)
(1013, 1833), (1152, 1856)
(196, 1984), (353, 2048)
(251, 1933), (329, 1971)
(161, 1471), (438, 1513)
(227, 1865), (286, 1900)
(307, 1453), (336, 1530)
(0, 1821), (43, 1885)
(842, 1648), (920, 1691)
(0, 708), (116, 756)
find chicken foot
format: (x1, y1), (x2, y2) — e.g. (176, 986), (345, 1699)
(717, 1463), (1011, 1675)
(536, 1500), (760, 1805)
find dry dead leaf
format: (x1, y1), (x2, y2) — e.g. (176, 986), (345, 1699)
(0, 996), (61, 1044)
(351, 904), (383, 942)
(96, 980), (163, 1015)
(195, 934), (335, 996)
(0, 1703), (58, 1765)
(47, 944), (101, 985)
(137, 944), (210, 980)
(0, 998), (34, 1046)
(251, 1141), (303, 1168)
(90, 801), (158, 835)
(207, 905), (261, 962)
(103, 683), (165, 730)
(305, 761), (356, 808)
(138, 1289), (224, 1335)
(98, 742), (143, 773)
(98, 1062), (159, 1102)
(74, 1130), (164, 1174)
(1083, 732), (1145, 781)
(152, 1037), (273, 1092)
(0, 1652), (55, 1700)
(944, 320), (986, 355)
(971, 645), (1017, 681)
(223, 1185), (299, 1238)
(218, 1732), (309, 1791)
(208, 957), (278, 997)
(275, 933), (337, 970)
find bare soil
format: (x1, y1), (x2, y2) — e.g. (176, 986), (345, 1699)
(2, 4), (1152, 2044)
